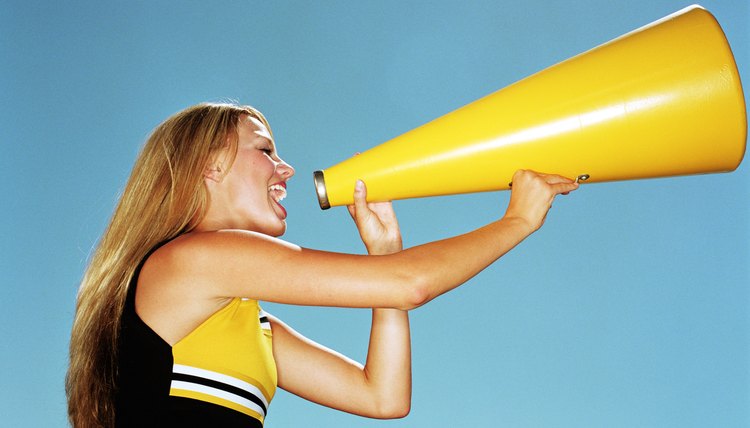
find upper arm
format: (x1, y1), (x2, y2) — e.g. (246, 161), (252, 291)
(268, 314), (395, 418)
(157, 230), (424, 309)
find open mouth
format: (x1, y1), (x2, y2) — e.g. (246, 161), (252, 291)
(268, 183), (287, 204)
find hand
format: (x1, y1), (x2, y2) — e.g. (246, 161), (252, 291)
(347, 180), (403, 255)
(503, 169), (579, 233)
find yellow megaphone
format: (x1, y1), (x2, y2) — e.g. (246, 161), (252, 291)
(313, 5), (746, 209)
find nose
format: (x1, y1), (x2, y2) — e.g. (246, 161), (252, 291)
(277, 160), (295, 180)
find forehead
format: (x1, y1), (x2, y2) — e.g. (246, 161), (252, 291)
(239, 115), (273, 142)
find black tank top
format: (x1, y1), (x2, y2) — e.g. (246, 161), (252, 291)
(115, 256), (276, 427)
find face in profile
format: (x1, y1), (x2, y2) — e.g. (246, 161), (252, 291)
(205, 115), (295, 236)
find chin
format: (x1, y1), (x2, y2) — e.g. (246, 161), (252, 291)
(267, 221), (287, 237)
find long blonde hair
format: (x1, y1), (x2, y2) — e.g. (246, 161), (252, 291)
(66, 102), (271, 427)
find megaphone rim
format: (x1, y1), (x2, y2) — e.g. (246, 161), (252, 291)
(313, 170), (331, 210)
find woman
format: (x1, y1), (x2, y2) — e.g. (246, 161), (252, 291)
(66, 102), (578, 427)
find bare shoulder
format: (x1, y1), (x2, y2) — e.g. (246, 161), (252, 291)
(143, 230), (293, 278)
(135, 231), (277, 345)
(159, 230), (300, 265)
(139, 230), (303, 300)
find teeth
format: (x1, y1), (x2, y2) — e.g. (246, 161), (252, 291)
(268, 184), (287, 203)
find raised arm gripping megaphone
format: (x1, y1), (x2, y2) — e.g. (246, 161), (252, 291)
(313, 5), (746, 209)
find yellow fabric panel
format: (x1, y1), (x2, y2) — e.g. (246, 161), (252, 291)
(172, 298), (277, 404)
(170, 388), (265, 423)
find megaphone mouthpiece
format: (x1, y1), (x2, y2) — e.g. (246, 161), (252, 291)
(313, 170), (331, 210)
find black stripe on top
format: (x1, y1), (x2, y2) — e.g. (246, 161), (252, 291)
(172, 372), (268, 414)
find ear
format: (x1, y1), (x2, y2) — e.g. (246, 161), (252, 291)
(203, 164), (224, 183)
(205, 147), (230, 183)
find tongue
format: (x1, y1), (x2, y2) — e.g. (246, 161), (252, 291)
(268, 186), (287, 219)
(272, 198), (287, 219)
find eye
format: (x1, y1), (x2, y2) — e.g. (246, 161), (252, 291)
(259, 147), (273, 155)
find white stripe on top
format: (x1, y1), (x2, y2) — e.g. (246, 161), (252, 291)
(172, 364), (270, 408)
(258, 309), (271, 331)
(170, 380), (266, 418)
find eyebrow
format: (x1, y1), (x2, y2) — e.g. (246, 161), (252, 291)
(254, 134), (277, 153)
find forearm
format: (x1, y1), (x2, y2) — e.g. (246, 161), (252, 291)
(397, 216), (532, 307)
(349, 218), (526, 418)
(362, 308), (411, 418)
(356, 220), (411, 418)
(343, 218), (529, 416)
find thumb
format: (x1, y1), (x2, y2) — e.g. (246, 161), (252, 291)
(352, 180), (371, 220)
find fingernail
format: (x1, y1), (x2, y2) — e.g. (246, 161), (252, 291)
(355, 179), (364, 191)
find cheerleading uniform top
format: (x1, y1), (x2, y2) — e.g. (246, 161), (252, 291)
(115, 260), (277, 427)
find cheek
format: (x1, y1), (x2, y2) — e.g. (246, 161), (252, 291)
(236, 165), (271, 201)
(246, 153), (275, 175)
(257, 158), (276, 177)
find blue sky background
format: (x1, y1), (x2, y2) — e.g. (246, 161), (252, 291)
(2, 1), (747, 426)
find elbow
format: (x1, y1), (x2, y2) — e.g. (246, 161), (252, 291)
(372, 398), (411, 419)
(384, 402), (411, 419)
(399, 273), (431, 310)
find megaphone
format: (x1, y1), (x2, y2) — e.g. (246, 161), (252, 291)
(313, 5), (746, 209)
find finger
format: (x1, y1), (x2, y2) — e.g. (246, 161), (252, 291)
(367, 200), (394, 214)
(543, 174), (576, 184)
(550, 181), (580, 195)
(353, 179), (371, 218)
(368, 201), (398, 226)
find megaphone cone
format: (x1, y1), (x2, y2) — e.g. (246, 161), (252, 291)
(313, 5), (746, 209)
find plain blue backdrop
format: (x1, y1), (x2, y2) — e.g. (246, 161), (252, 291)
(2, 1), (748, 426)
